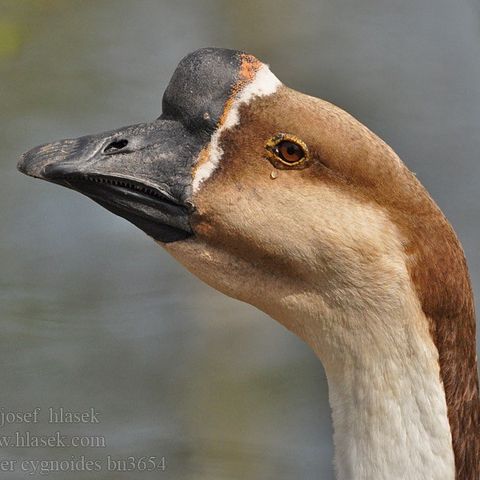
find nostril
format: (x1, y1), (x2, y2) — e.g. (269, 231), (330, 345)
(103, 139), (129, 154)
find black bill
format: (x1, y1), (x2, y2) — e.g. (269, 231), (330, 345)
(17, 48), (247, 243)
(18, 119), (198, 243)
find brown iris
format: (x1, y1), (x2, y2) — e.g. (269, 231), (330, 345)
(265, 133), (310, 169)
(277, 141), (304, 164)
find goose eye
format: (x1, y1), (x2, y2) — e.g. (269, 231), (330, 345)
(277, 141), (304, 163)
(265, 133), (310, 169)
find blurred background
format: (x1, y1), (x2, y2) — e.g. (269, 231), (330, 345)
(1, 0), (479, 478)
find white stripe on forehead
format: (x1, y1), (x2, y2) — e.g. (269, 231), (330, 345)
(192, 64), (281, 193)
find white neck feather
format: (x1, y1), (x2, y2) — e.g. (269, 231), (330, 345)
(287, 291), (456, 480)
(324, 329), (454, 479)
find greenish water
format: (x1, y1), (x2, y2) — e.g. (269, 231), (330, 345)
(1, 1), (479, 479)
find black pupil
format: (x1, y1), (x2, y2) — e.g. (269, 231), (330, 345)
(287, 144), (297, 155)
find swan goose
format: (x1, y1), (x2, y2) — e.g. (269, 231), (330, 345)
(18, 48), (480, 480)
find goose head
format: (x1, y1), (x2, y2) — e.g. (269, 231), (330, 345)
(18, 48), (432, 335)
(18, 48), (479, 479)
